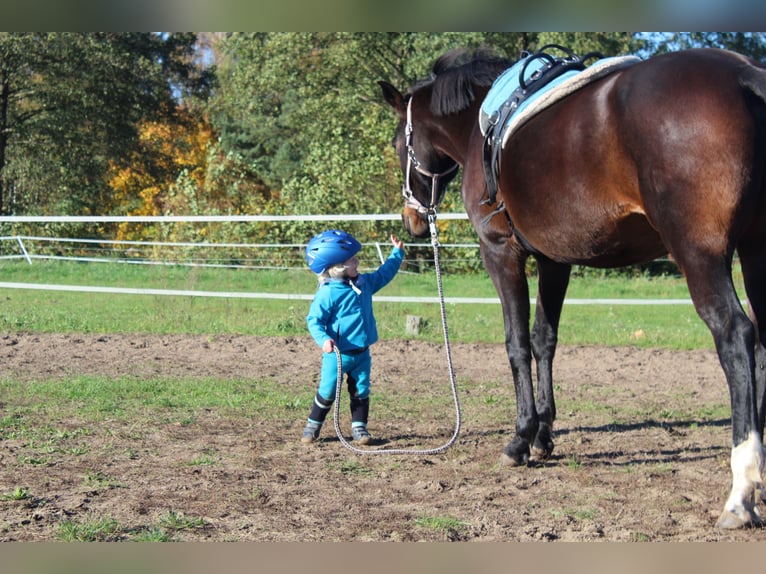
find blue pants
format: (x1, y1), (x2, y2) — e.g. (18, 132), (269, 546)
(318, 348), (371, 401)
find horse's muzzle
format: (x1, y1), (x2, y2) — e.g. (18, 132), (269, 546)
(401, 207), (430, 239)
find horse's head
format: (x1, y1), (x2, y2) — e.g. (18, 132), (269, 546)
(379, 80), (460, 239)
(379, 48), (511, 238)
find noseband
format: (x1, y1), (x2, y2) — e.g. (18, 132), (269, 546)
(402, 97), (459, 217)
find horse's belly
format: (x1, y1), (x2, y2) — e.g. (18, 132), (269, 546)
(524, 211), (667, 267)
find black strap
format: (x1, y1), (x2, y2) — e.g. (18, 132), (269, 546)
(482, 46), (603, 206)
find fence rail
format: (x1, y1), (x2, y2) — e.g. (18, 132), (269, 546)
(0, 213), (468, 223)
(0, 213), (693, 305)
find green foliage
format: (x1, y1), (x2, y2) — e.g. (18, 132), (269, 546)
(1, 486), (30, 500)
(3, 32), (766, 279)
(208, 32), (642, 249)
(0, 32), (210, 218)
(159, 510), (206, 531)
(414, 515), (471, 533)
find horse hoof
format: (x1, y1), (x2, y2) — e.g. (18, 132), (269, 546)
(716, 510), (756, 530)
(530, 446), (551, 462)
(499, 453), (523, 467)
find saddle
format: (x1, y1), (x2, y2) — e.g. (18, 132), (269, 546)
(480, 45), (641, 206)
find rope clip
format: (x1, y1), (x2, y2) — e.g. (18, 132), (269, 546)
(428, 210), (440, 247)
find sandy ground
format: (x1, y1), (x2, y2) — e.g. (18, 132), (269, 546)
(1, 332), (763, 541)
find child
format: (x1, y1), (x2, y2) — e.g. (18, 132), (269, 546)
(301, 229), (404, 445)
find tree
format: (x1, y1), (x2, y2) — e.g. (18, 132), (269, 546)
(645, 32), (766, 61)
(207, 33), (640, 249)
(0, 32), (213, 221)
(107, 110), (214, 241)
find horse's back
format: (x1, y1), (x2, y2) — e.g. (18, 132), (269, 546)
(497, 49), (766, 266)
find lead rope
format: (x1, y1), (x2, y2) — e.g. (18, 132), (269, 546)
(332, 213), (462, 455)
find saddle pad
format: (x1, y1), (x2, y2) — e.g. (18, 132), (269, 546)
(479, 55), (642, 147)
(479, 55), (566, 136)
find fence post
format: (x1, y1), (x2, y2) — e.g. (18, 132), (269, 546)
(375, 242), (384, 264)
(16, 237), (32, 264)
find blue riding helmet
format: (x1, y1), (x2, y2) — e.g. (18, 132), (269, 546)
(305, 230), (362, 274)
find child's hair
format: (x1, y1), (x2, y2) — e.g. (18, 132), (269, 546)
(318, 263), (348, 284)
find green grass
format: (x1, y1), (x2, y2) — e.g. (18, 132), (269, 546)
(159, 510), (206, 532)
(53, 511), (206, 542)
(327, 459), (375, 476)
(414, 515), (471, 533)
(0, 259), (747, 349)
(57, 517), (123, 542)
(0, 375), (309, 426)
(1, 487), (30, 501)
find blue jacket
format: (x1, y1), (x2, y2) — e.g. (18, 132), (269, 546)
(307, 247), (403, 352)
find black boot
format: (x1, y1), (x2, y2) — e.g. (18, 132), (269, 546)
(301, 392), (333, 444)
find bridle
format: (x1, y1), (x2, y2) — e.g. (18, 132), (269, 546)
(401, 96), (459, 217)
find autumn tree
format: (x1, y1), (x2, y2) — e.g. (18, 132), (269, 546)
(0, 32), (213, 223)
(107, 109), (214, 241)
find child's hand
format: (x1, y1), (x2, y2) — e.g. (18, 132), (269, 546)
(322, 339), (335, 354)
(390, 234), (404, 250)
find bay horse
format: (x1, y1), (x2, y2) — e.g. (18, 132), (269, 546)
(379, 47), (766, 529)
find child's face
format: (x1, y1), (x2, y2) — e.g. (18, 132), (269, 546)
(344, 256), (359, 278)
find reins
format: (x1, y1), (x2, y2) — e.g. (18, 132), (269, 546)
(332, 212), (462, 455)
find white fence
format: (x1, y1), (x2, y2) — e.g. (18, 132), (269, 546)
(0, 213), (693, 305)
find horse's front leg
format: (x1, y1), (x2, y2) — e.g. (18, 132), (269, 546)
(529, 257), (571, 461)
(481, 241), (537, 466)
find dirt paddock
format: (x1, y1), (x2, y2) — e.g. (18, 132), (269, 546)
(1, 332), (764, 542)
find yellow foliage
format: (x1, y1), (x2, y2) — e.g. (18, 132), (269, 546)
(108, 110), (214, 241)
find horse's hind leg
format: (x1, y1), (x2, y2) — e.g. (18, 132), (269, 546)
(680, 252), (764, 529)
(529, 257), (571, 460)
(739, 243), (766, 436)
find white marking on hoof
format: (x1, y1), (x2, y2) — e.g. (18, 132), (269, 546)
(716, 510), (748, 530)
(718, 431), (764, 529)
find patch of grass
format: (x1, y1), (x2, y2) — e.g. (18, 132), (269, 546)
(18, 454), (50, 466)
(647, 463), (676, 476)
(123, 513), (207, 542)
(2, 375), (311, 424)
(414, 515), (471, 533)
(57, 517), (123, 542)
(327, 460), (374, 476)
(697, 404), (731, 420)
(566, 454), (583, 470)
(561, 398), (616, 418)
(159, 510), (206, 532)
(1, 486), (30, 500)
(130, 528), (174, 542)
(83, 469), (124, 489)
(187, 454), (217, 467)
(0, 259), (742, 349)
(630, 531), (651, 542)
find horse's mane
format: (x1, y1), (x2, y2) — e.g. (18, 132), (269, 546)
(413, 47), (512, 117)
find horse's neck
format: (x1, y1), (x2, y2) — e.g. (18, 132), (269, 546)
(434, 99), (485, 165)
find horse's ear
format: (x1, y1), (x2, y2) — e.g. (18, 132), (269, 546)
(379, 81), (406, 118)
